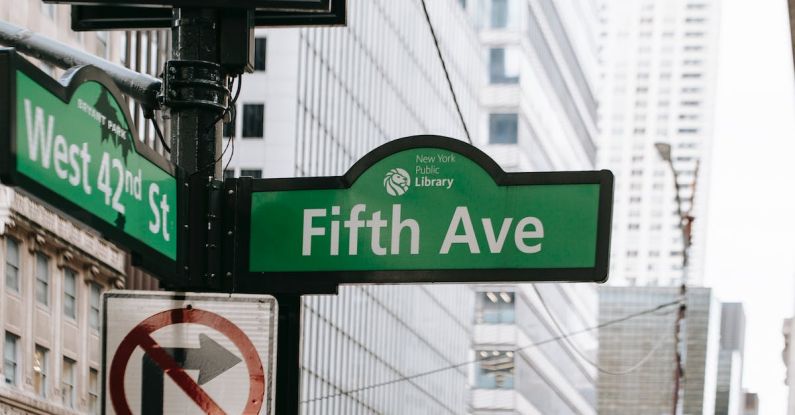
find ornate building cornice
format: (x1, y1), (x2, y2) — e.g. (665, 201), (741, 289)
(0, 186), (125, 276)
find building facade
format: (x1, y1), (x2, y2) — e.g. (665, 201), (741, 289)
(0, 3), (128, 414)
(466, 0), (600, 413)
(0, 189), (122, 415)
(596, 0), (722, 286)
(598, 286), (721, 415)
(714, 303), (745, 415)
(742, 392), (759, 415)
(782, 317), (795, 414)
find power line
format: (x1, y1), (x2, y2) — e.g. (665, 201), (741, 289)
(300, 298), (680, 405)
(419, 0), (473, 145)
(532, 284), (674, 376)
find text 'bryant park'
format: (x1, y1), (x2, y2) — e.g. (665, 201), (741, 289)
(0, 0), (794, 414)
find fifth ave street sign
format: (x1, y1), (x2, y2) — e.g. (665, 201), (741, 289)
(229, 136), (614, 294)
(0, 49), (179, 277)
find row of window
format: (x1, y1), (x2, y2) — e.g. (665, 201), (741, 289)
(5, 239), (101, 329)
(4, 333), (98, 413)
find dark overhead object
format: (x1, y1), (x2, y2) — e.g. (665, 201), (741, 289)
(69, 0), (346, 31)
(47, 0), (331, 11)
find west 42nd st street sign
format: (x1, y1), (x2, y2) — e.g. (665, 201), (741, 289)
(0, 49), (179, 277)
(230, 136), (613, 293)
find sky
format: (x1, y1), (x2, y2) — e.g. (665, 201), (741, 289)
(705, 0), (795, 412)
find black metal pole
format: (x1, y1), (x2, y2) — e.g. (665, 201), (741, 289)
(169, 8), (223, 176)
(167, 8), (229, 289)
(274, 294), (302, 415)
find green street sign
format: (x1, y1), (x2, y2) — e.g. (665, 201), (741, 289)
(0, 49), (179, 277)
(229, 136), (613, 293)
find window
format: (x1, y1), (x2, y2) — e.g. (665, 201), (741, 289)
(239, 169), (262, 179)
(5, 238), (19, 292)
(489, 48), (519, 84)
(62, 358), (75, 408)
(90, 283), (101, 331)
(64, 268), (77, 319)
(475, 292), (515, 324)
(4, 333), (18, 386)
(491, 0), (508, 28)
(33, 346), (48, 398)
(242, 104), (264, 138)
(475, 350), (514, 389)
(489, 113), (518, 144)
(89, 368), (99, 414)
(254, 37), (267, 71)
(35, 253), (49, 306)
(223, 169), (235, 179)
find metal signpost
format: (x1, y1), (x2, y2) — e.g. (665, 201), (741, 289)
(103, 291), (277, 415)
(0, 2), (613, 414)
(0, 49), (180, 279)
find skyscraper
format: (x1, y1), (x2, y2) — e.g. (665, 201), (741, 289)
(597, 0), (722, 286)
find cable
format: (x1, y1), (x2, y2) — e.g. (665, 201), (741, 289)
(419, 0), (473, 145)
(532, 284), (673, 376)
(191, 75), (243, 178)
(150, 116), (170, 153)
(222, 103), (237, 175)
(300, 299), (680, 404)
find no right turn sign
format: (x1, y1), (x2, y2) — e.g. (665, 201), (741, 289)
(103, 291), (277, 415)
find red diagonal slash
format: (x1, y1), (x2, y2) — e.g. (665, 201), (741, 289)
(109, 308), (265, 415)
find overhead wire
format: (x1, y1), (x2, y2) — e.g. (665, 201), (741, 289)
(300, 299), (680, 405)
(532, 284), (674, 376)
(420, 0), (473, 145)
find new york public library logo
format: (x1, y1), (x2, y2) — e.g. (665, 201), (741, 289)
(384, 168), (411, 196)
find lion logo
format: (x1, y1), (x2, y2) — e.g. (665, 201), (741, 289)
(384, 168), (411, 196)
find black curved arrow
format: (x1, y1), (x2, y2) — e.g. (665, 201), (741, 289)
(141, 334), (242, 414)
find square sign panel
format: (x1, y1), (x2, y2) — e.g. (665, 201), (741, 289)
(103, 291), (277, 415)
(69, 0), (346, 30)
(47, 0), (331, 11)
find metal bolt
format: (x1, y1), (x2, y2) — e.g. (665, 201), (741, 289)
(227, 230), (233, 236)
(228, 189), (235, 195)
(226, 272), (232, 278)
